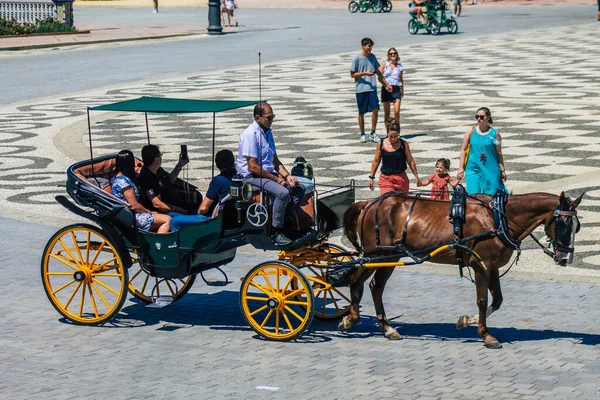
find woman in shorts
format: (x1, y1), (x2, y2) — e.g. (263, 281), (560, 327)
(225, 0), (238, 27)
(379, 47), (404, 129)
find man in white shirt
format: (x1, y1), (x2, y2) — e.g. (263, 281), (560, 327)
(237, 102), (304, 246)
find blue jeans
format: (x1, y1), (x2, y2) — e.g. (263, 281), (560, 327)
(168, 212), (211, 231)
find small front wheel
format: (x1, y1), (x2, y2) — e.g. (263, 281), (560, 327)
(429, 20), (441, 35)
(348, 1), (359, 13)
(447, 19), (458, 34)
(41, 224), (128, 325)
(408, 18), (419, 35)
(240, 261), (314, 341)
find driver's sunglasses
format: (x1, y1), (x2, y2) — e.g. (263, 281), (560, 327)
(474, 115), (486, 120)
(263, 114), (275, 122)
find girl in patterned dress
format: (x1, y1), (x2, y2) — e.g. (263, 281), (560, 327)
(111, 150), (171, 233)
(418, 158), (461, 200)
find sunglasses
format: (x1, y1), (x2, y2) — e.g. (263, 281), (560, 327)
(474, 115), (486, 120)
(388, 52), (397, 56)
(263, 114), (275, 122)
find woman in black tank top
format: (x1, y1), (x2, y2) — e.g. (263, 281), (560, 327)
(368, 119), (421, 194)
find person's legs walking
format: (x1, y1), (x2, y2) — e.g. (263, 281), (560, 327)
(383, 101), (390, 131)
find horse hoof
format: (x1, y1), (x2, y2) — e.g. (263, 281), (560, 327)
(385, 330), (403, 340)
(338, 316), (355, 331)
(456, 315), (470, 330)
(484, 340), (503, 349)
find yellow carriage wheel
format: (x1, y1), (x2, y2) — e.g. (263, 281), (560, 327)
(240, 261), (314, 341)
(41, 224), (128, 325)
(290, 243), (353, 320)
(127, 251), (196, 304)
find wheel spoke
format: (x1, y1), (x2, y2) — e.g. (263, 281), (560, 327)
(47, 271), (76, 276)
(281, 275), (292, 293)
(328, 290), (341, 314)
(85, 231), (91, 265)
(87, 284), (99, 318)
(155, 277), (160, 297)
(330, 286), (352, 303)
(140, 274), (150, 294)
(64, 281), (83, 309)
(245, 295), (269, 302)
(260, 309), (274, 328)
(259, 270), (275, 293)
(92, 277), (119, 296)
(249, 281), (272, 296)
(51, 279), (76, 295)
(92, 256), (118, 271)
(276, 267), (280, 292)
(281, 309), (294, 331)
(249, 304), (268, 317)
(321, 289), (327, 315)
(93, 273), (123, 277)
(129, 268), (143, 282)
(49, 253), (80, 271)
(58, 239), (80, 267)
(71, 232), (84, 266)
(275, 308), (280, 334)
(165, 280), (176, 296)
(91, 281), (111, 309)
(88, 240), (107, 267)
(283, 287), (305, 300)
(285, 300), (308, 306)
(78, 282), (87, 317)
(284, 305), (305, 322)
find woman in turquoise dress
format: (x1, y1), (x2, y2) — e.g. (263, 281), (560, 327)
(457, 107), (508, 195)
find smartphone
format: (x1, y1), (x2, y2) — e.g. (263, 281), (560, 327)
(180, 144), (189, 162)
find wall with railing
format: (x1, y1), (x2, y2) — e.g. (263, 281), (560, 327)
(0, 0), (74, 26)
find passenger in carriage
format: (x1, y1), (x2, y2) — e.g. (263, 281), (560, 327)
(111, 150), (171, 233)
(138, 144), (202, 215)
(237, 102), (305, 246)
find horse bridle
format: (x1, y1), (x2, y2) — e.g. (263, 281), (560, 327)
(544, 199), (580, 265)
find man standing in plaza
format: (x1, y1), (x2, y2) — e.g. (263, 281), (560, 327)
(350, 37), (392, 143)
(237, 102), (305, 246)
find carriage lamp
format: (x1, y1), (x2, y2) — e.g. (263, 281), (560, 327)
(291, 156), (308, 177)
(230, 173), (244, 198)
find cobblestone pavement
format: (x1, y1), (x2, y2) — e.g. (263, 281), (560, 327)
(1, 217), (599, 399)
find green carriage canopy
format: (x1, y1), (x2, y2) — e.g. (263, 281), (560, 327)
(89, 96), (258, 114)
(87, 96), (260, 176)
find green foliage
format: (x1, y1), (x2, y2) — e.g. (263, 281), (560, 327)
(0, 17), (76, 36)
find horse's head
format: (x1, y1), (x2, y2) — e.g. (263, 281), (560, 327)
(543, 192), (583, 266)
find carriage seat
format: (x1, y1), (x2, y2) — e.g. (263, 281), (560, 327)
(74, 156), (144, 194)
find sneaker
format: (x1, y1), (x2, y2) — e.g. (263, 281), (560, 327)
(359, 133), (367, 143)
(152, 9), (158, 13)
(270, 231), (292, 246)
(370, 132), (380, 143)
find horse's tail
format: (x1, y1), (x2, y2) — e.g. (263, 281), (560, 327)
(344, 200), (368, 252)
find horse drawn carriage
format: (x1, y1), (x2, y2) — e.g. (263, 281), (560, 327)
(41, 97), (356, 341)
(42, 97), (584, 347)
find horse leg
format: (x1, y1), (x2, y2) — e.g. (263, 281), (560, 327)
(338, 269), (374, 331)
(473, 269), (501, 349)
(456, 267), (502, 329)
(370, 266), (402, 340)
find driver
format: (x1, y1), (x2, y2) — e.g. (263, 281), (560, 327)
(237, 102), (305, 246)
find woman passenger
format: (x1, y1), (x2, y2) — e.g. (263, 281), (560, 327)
(111, 150), (171, 233)
(368, 118), (421, 194)
(410, 0), (428, 24)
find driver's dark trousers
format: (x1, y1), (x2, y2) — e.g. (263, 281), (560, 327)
(244, 176), (305, 229)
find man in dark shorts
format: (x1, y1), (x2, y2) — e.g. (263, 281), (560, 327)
(350, 37), (392, 143)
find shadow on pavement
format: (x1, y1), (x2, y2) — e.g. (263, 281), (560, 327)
(57, 291), (600, 346)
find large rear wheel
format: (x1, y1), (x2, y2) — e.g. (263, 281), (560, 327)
(382, 0), (392, 12)
(127, 251), (196, 304)
(240, 261), (314, 341)
(41, 224), (128, 325)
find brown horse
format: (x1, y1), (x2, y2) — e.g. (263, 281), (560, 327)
(341, 191), (583, 348)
